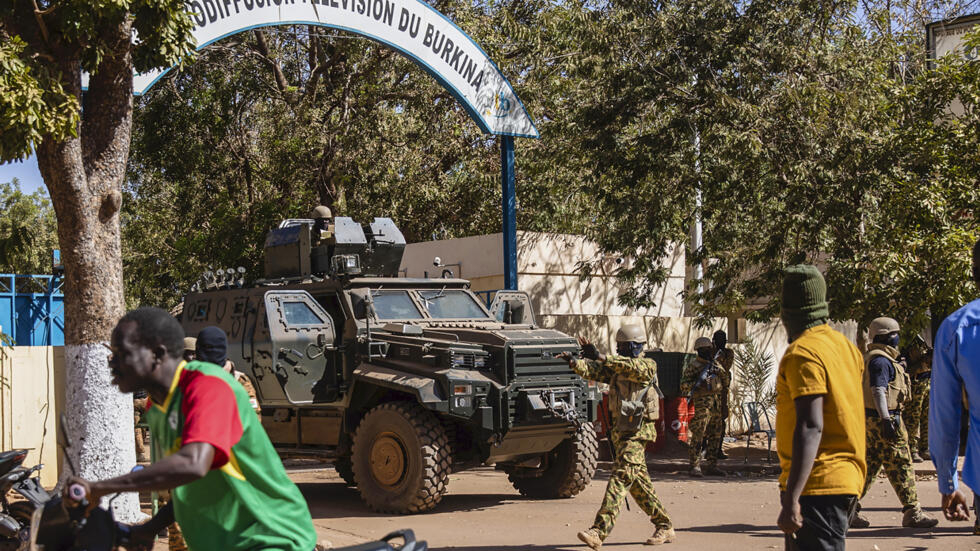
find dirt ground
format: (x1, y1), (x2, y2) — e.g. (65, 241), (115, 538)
(146, 467), (979, 550)
(141, 437), (978, 550)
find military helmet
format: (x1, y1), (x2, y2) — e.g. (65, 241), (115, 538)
(311, 205), (332, 219)
(694, 336), (713, 351)
(615, 324), (645, 343)
(868, 317), (900, 337)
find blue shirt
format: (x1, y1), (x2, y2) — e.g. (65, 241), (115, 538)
(930, 297), (980, 495)
(867, 356), (894, 389)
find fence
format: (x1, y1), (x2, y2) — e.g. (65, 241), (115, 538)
(0, 274), (64, 346)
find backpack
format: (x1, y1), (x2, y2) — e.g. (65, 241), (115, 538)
(611, 374), (662, 433)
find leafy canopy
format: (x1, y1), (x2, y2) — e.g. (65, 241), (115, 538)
(0, 0), (195, 162)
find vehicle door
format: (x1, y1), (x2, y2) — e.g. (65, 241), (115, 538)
(263, 290), (337, 404)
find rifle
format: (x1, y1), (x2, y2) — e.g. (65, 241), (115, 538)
(686, 348), (723, 402)
(599, 393), (629, 511)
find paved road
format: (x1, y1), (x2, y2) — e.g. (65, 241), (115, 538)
(281, 467), (980, 551)
(147, 465), (979, 550)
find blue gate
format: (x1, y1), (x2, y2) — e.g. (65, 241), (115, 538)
(0, 274), (64, 346)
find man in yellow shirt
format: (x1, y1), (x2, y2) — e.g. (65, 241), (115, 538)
(775, 265), (866, 551)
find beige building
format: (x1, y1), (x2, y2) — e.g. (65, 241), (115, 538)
(400, 231), (858, 360)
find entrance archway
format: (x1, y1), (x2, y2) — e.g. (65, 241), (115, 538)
(133, 1), (538, 288)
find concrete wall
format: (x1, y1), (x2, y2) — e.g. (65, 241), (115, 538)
(0, 346), (64, 487)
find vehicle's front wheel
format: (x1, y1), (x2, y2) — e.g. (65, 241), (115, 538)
(351, 402), (451, 513)
(507, 422), (598, 498)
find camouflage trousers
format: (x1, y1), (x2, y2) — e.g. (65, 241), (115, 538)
(860, 415), (919, 509)
(592, 435), (672, 539)
(688, 394), (722, 467)
(905, 377), (930, 454)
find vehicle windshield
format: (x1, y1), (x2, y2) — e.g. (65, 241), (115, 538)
(417, 290), (490, 319)
(371, 291), (424, 320)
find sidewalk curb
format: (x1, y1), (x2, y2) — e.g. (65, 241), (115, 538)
(595, 462), (940, 477)
(597, 460), (780, 474)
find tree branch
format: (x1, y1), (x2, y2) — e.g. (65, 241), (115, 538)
(252, 30), (295, 104)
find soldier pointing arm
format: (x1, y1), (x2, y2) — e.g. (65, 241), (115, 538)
(558, 325), (675, 549)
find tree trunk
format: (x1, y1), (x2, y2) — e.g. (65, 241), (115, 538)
(35, 20), (141, 522)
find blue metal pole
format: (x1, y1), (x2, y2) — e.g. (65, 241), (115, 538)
(501, 136), (517, 290)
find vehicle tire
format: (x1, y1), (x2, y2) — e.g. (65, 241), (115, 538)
(508, 422), (598, 498)
(334, 454), (356, 487)
(0, 501), (36, 551)
(351, 402), (450, 513)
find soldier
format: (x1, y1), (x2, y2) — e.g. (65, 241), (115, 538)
(133, 389), (150, 463)
(560, 325), (675, 549)
(850, 317), (938, 529)
(196, 326), (261, 414)
(709, 330), (735, 460)
(311, 205), (333, 246)
(681, 337), (729, 477)
(182, 336), (196, 362)
(902, 336), (932, 462)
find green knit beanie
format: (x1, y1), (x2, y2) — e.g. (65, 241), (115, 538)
(780, 264), (829, 337)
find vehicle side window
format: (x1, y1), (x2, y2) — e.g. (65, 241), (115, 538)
(282, 301), (324, 326)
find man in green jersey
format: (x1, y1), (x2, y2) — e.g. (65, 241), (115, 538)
(67, 307), (317, 551)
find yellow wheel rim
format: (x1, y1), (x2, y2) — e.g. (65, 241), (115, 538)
(370, 432), (407, 487)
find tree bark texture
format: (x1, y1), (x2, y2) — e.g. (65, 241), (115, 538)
(33, 18), (141, 522)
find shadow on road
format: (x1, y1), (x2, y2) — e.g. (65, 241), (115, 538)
(295, 481), (537, 517)
(438, 545), (664, 551)
(677, 522), (778, 538)
(846, 526), (971, 539)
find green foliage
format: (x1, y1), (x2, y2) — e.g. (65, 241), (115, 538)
(551, 0), (980, 332)
(119, 0), (978, 324)
(0, 178), (59, 275)
(0, 0), (196, 163)
(731, 339), (777, 415)
(0, 36), (78, 161)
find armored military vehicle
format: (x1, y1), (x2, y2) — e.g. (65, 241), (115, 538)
(179, 212), (599, 513)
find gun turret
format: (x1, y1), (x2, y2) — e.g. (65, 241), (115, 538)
(263, 216), (406, 280)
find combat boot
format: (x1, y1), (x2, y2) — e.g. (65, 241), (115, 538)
(645, 526), (675, 545)
(911, 450), (922, 462)
(577, 528), (603, 550)
(849, 512), (871, 528)
(920, 449), (931, 461)
(689, 465), (703, 478)
(902, 506), (939, 529)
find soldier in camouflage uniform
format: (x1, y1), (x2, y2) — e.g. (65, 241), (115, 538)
(708, 330), (735, 460)
(681, 337), (729, 477)
(851, 317), (937, 530)
(560, 325), (675, 549)
(902, 336), (932, 462)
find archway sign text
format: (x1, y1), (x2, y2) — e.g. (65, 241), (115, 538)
(133, 0), (538, 138)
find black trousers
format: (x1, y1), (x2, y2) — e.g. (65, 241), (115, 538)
(785, 494), (856, 551)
